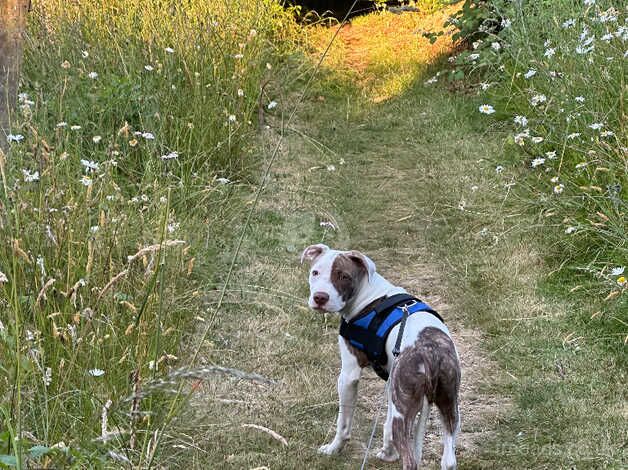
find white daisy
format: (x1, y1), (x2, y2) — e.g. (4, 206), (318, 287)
(553, 184), (565, 194)
(165, 47), (175, 54)
(80, 175), (93, 186)
(479, 104), (495, 114)
(531, 157), (545, 168)
(160, 151), (179, 160)
(524, 69), (537, 79)
(6, 134), (24, 143)
(92, 135), (102, 144)
(267, 100), (278, 110)
(144, 65), (154, 71)
(88, 71), (98, 79)
(610, 266), (625, 276)
(514, 115), (528, 127)
(88, 368), (105, 377)
(81, 160), (99, 172)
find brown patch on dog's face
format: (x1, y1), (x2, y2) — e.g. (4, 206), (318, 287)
(330, 254), (367, 302)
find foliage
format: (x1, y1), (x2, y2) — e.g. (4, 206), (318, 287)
(426, 0), (626, 333)
(0, 0), (296, 467)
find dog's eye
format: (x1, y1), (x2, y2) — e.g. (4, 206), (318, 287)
(339, 273), (351, 281)
(311, 270), (319, 276)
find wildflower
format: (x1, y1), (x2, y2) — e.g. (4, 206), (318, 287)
(514, 130), (530, 146)
(88, 368), (105, 377)
(610, 266), (625, 276)
(267, 100), (278, 110)
(468, 53), (480, 61)
(0, 271), (7, 283)
(425, 76), (438, 85)
(320, 221), (337, 230)
(61, 60), (71, 69)
(524, 69), (537, 79)
(327, 164), (336, 172)
(583, 0), (595, 6)
(141, 132), (155, 140)
(575, 162), (588, 169)
(228, 115), (236, 123)
(480, 82), (491, 91)
(479, 104), (495, 114)
(129, 139), (138, 147)
(144, 65), (154, 71)
(565, 226), (577, 234)
(81, 50), (89, 58)
(495, 165), (504, 173)
(618, 276), (627, 287)
(544, 48), (556, 58)
(567, 132), (581, 140)
(491, 42), (501, 51)
(531, 136), (544, 144)
(56, 122), (67, 128)
(601, 33), (613, 41)
(165, 47), (174, 53)
(266, 63), (272, 70)
(22, 169), (40, 182)
(167, 222), (180, 233)
(546, 151), (557, 159)
(92, 135), (102, 144)
(562, 19), (576, 28)
(216, 177), (231, 184)
(575, 96), (585, 103)
(80, 175), (93, 187)
(530, 94), (547, 106)
(553, 184), (565, 194)
(588, 122), (603, 130)
(237, 88), (244, 97)
(43, 367), (52, 386)
(160, 151), (178, 160)
(88, 71), (98, 79)
(234, 53), (244, 59)
(514, 115), (528, 127)
(70, 125), (81, 131)
(600, 130), (615, 137)
(550, 176), (560, 183)
(501, 18), (511, 28)
(531, 157), (545, 168)
(81, 160), (99, 172)
(6, 134), (24, 143)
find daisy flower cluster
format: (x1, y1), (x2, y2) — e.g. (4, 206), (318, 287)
(447, 0), (626, 302)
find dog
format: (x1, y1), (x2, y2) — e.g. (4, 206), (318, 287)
(301, 244), (461, 470)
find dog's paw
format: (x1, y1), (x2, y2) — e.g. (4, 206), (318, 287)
(376, 448), (399, 462)
(318, 443), (342, 455)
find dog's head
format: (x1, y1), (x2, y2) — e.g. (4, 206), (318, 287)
(300, 244), (376, 312)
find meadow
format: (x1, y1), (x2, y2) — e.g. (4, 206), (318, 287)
(1, 0), (625, 468)
(1, 0), (299, 466)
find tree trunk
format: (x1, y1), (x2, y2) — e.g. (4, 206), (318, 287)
(0, 0), (29, 155)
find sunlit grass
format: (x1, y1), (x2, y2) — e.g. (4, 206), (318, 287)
(308, 5), (460, 101)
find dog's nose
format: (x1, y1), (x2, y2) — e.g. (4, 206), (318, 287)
(313, 292), (329, 306)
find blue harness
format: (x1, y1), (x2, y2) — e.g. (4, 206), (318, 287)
(339, 293), (444, 380)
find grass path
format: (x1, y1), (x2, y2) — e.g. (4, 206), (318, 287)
(178, 10), (625, 469)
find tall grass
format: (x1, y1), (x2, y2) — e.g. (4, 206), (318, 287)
(0, 0), (297, 466)
(433, 0), (626, 340)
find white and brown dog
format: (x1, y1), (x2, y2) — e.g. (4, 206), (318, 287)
(301, 244), (461, 470)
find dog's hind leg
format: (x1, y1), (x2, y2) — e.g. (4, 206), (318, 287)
(376, 383), (399, 462)
(436, 398), (459, 470)
(413, 398), (430, 466)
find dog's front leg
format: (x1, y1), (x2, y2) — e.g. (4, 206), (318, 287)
(318, 336), (362, 455)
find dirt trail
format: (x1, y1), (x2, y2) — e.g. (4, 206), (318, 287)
(187, 9), (510, 469)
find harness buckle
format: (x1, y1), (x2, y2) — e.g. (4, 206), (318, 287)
(392, 304), (411, 358)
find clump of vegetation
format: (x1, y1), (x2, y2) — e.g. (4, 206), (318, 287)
(427, 0), (626, 338)
(0, 0), (296, 466)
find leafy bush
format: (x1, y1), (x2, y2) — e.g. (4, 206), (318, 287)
(0, 0), (296, 466)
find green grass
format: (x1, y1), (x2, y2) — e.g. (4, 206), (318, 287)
(1, 2), (625, 469)
(439, 0), (626, 336)
(0, 0), (298, 467)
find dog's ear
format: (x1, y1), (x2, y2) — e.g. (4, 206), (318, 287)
(300, 244), (329, 265)
(346, 251), (376, 282)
